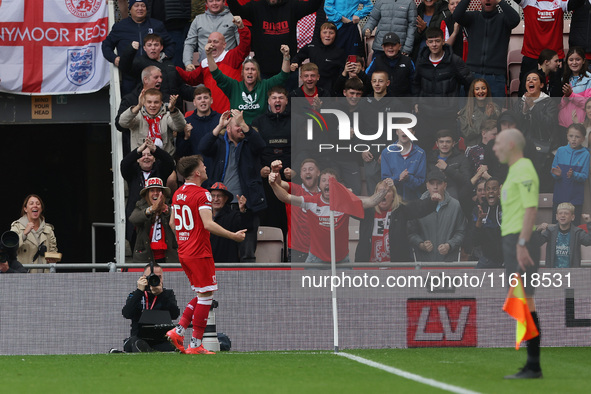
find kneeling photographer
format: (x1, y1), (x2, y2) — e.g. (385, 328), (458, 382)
(121, 263), (180, 352)
(0, 231), (27, 273)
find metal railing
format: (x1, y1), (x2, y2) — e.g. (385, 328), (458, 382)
(20, 261), (591, 273)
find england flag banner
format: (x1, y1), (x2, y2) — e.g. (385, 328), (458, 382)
(0, 0), (109, 95)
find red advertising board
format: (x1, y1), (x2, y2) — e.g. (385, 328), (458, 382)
(407, 298), (477, 347)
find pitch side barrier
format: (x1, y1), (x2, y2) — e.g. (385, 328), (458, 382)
(20, 261), (591, 271)
(2, 262), (590, 355)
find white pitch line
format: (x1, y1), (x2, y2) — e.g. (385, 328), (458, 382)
(337, 352), (481, 394)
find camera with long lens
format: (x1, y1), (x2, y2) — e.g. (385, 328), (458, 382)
(146, 262), (160, 288)
(0, 231), (19, 263)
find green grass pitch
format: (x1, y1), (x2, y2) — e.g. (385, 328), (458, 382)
(1, 347), (589, 393)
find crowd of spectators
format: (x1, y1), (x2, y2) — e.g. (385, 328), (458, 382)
(10, 0), (590, 274)
(100, 0), (591, 267)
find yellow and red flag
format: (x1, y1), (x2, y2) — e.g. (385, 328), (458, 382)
(502, 276), (539, 349)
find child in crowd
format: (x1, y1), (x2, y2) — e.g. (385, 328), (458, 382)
(363, 0), (417, 57)
(466, 119), (498, 181)
(581, 98), (591, 220)
(559, 47), (591, 127)
(537, 49), (562, 97)
(440, 0), (467, 61)
(551, 123), (590, 225)
(583, 97), (591, 146)
(537, 203), (591, 268)
(290, 22), (346, 95)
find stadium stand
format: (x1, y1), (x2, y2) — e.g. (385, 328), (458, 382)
(254, 226), (285, 263)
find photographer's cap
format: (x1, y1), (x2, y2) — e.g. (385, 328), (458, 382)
(140, 177), (171, 198)
(426, 169), (446, 182)
(382, 32), (400, 45)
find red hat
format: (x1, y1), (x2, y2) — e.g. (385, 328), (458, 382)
(208, 182), (233, 201)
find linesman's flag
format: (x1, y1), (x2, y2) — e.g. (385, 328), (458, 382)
(502, 276), (539, 349)
(328, 177), (364, 219)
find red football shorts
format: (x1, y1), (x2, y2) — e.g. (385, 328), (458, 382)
(179, 256), (218, 293)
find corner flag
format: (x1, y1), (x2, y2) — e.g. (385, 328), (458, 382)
(328, 177), (364, 219)
(502, 276), (539, 349)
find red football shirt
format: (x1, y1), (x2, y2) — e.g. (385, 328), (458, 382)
(520, 0), (569, 59)
(302, 194), (350, 262)
(171, 183), (213, 259)
(287, 183), (320, 252)
(370, 210), (391, 263)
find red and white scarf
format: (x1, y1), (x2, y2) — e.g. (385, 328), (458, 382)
(143, 114), (164, 148)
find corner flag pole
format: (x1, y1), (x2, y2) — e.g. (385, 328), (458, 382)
(329, 209), (339, 353)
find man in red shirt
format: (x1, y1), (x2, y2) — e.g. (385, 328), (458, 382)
(516, 0), (584, 89)
(269, 158), (321, 262)
(166, 155), (246, 354)
(269, 167), (393, 263)
(176, 16), (251, 114)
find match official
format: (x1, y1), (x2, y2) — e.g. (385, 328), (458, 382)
(493, 128), (542, 379)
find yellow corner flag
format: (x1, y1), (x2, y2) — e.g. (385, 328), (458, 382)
(502, 276), (539, 349)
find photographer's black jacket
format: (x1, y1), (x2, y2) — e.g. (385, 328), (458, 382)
(122, 288), (180, 337)
(1, 258), (27, 273)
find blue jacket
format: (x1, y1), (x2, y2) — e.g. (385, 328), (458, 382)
(325, 0), (373, 29)
(199, 128), (267, 213)
(380, 142), (426, 200)
(551, 145), (590, 205)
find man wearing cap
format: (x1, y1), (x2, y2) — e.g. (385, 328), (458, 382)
(364, 0), (417, 58)
(102, 0), (175, 95)
(408, 169), (466, 262)
(209, 182), (251, 262)
(129, 177), (178, 264)
(364, 32), (414, 97)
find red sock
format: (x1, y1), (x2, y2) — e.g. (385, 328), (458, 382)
(179, 297), (198, 329)
(191, 296), (213, 342)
